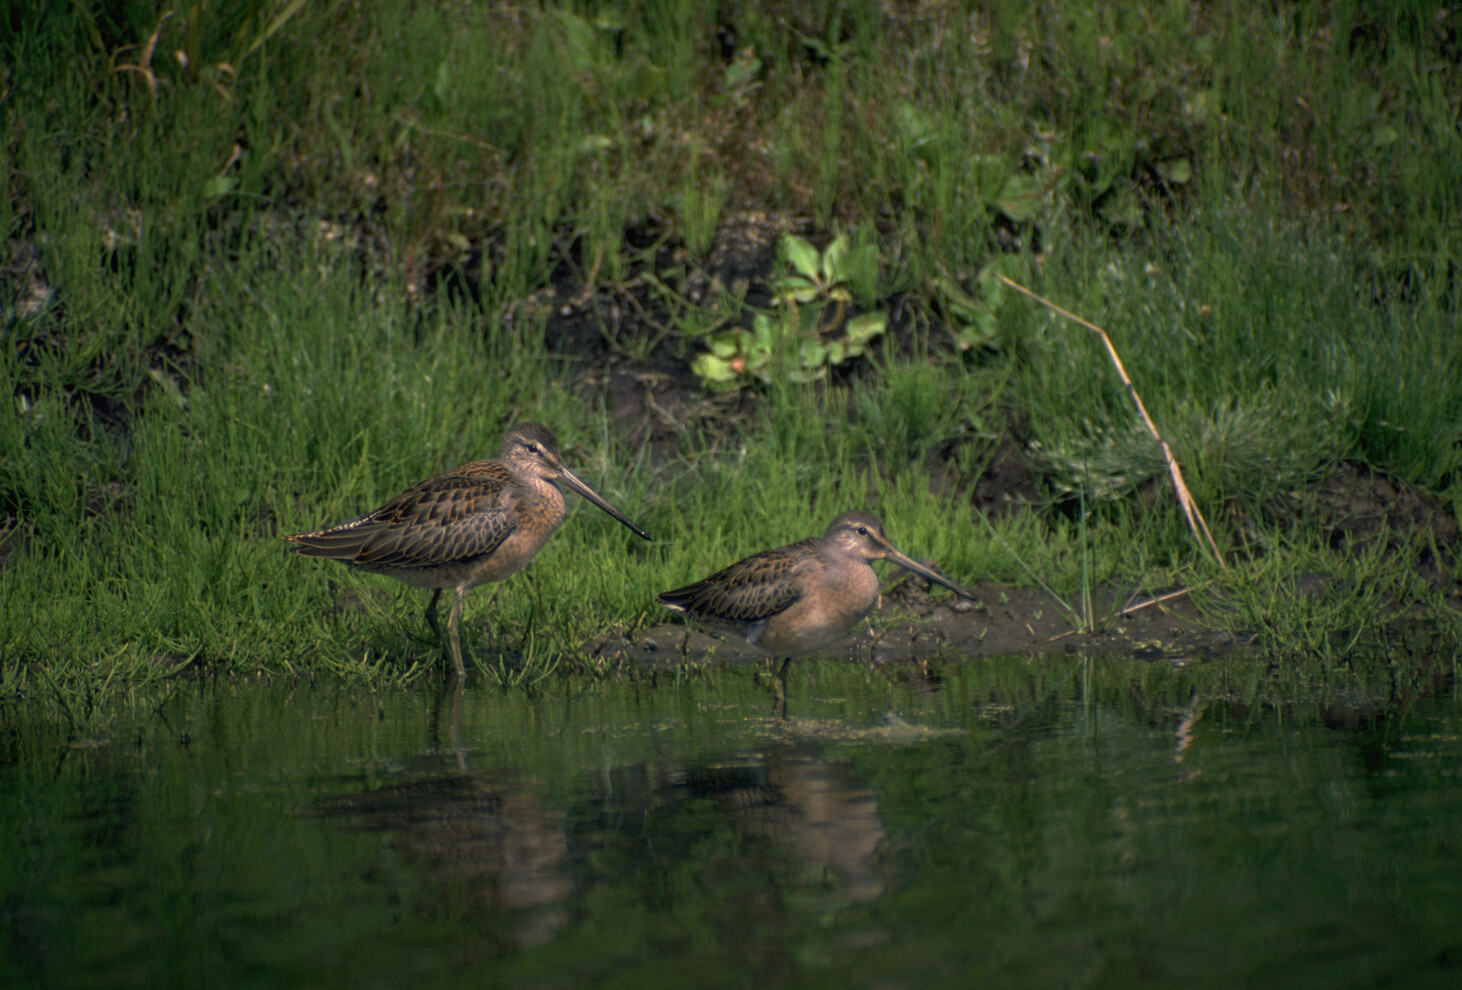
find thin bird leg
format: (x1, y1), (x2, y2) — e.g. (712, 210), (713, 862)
(446, 589), (468, 681)
(771, 657), (791, 721)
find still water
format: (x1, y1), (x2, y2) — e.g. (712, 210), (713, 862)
(3, 655), (1460, 989)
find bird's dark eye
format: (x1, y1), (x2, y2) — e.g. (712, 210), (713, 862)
(526, 444), (539, 454)
(857, 526), (869, 536)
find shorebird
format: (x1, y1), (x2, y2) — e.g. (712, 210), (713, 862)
(657, 511), (976, 688)
(285, 422), (649, 680)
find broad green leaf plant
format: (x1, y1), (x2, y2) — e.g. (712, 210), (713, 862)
(692, 233), (888, 389)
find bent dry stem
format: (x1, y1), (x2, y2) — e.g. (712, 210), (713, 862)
(999, 274), (1228, 569)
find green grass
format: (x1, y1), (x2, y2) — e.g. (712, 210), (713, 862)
(2, 1), (1460, 701)
(1014, 201), (1462, 507)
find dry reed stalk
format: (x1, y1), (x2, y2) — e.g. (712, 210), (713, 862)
(997, 274), (1228, 568)
(1038, 586), (1197, 645)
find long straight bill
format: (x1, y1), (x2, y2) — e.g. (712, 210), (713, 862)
(883, 547), (976, 600)
(560, 468), (650, 540)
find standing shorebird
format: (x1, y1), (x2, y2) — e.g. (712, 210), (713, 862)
(657, 511), (976, 690)
(285, 422), (649, 680)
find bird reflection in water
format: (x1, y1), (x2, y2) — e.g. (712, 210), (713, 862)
(588, 747), (892, 917)
(316, 773), (571, 949)
(313, 691), (571, 951)
(315, 685), (891, 955)
(683, 751), (890, 908)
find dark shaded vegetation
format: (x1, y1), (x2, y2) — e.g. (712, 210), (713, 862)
(1, 1), (1459, 695)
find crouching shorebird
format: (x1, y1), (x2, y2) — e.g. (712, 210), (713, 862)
(657, 511), (976, 695)
(285, 422), (649, 680)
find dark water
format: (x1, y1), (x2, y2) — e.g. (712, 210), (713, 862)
(3, 655), (1461, 989)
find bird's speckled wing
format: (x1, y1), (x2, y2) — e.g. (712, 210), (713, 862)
(287, 461), (517, 570)
(657, 538), (818, 622)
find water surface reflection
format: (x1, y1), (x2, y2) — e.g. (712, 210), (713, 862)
(2, 654), (1460, 989)
(316, 743), (891, 957)
(317, 771), (572, 950)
